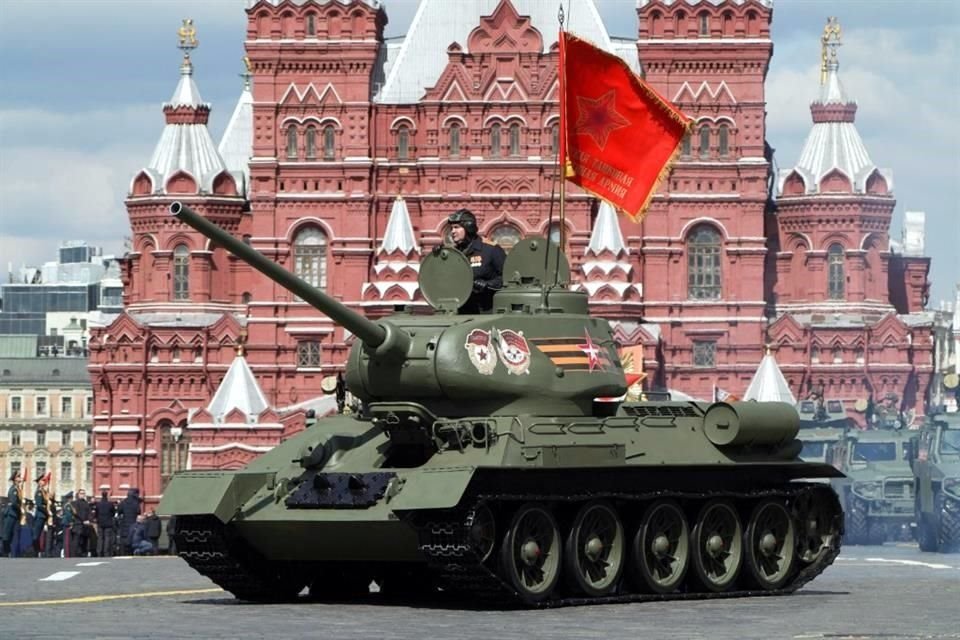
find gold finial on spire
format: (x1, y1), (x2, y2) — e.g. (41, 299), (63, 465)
(820, 16), (842, 85)
(178, 18), (199, 72)
(236, 328), (248, 357)
(241, 55), (253, 89)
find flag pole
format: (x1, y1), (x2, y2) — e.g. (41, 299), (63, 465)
(557, 5), (567, 254)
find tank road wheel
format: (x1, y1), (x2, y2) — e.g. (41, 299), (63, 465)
(563, 501), (625, 597)
(468, 504), (497, 564)
(690, 500), (743, 592)
(793, 488), (841, 564)
(499, 504), (562, 604)
(743, 499), (796, 590)
(632, 499), (690, 594)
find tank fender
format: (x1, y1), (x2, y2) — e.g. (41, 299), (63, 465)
(158, 470), (274, 523)
(387, 467), (475, 511)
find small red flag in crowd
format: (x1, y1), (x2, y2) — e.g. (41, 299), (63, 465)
(559, 31), (691, 221)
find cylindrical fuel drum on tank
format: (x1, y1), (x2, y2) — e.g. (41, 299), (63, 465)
(702, 401), (800, 447)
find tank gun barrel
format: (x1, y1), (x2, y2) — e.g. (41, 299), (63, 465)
(169, 202), (388, 349)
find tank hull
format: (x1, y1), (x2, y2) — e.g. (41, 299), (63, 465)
(162, 403), (845, 606)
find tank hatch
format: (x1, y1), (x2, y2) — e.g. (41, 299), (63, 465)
(419, 247), (473, 312)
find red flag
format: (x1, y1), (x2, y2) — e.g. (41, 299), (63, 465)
(560, 32), (691, 221)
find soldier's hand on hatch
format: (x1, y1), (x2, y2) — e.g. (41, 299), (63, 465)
(473, 279), (488, 293)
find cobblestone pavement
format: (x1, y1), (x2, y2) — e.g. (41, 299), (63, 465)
(1, 543), (958, 640)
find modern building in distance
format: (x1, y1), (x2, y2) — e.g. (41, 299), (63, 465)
(0, 352), (94, 498)
(89, 0), (936, 504)
(1, 240), (122, 356)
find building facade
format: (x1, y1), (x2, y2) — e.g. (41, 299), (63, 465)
(0, 358), (94, 499)
(89, 0), (935, 504)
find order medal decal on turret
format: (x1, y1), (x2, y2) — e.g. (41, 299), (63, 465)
(495, 328), (531, 376)
(464, 328), (497, 375)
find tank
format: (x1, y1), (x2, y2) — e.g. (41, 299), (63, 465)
(830, 429), (915, 544)
(159, 202), (844, 606)
(911, 411), (960, 552)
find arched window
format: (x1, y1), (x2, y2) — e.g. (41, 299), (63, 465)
(173, 244), (190, 301)
(681, 132), (691, 157)
(397, 125), (410, 161)
(449, 123), (461, 157)
(699, 12), (709, 35)
(550, 124), (559, 157)
(490, 224), (522, 250)
(490, 123), (501, 158)
(160, 421), (189, 491)
(718, 125), (729, 157)
(305, 126), (317, 159)
(687, 225), (722, 299)
(509, 122), (521, 156)
(699, 126), (710, 158)
(285, 125), (298, 159)
(828, 243), (845, 300)
(323, 125), (336, 160)
(294, 227), (327, 290)
(306, 13), (316, 36)
(548, 222), (563, 246)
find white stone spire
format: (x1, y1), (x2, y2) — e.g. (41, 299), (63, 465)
(586, 200), (628, 256)
(777, 19), (893, 196)
(134, 22), (232, 196)
(206, 352), (269, 423)
(218, 61), (254, 197)
(743, 352), (796, 405)
(380, 196), (418, 255)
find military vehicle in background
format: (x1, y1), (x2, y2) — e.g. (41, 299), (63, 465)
(796, 394), (848, 468)
(832, 429), (915, 545)
(159, 203), (843, 606)
(911, 411), (960, 552)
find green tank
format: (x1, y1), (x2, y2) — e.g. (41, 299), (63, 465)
(159, 202), (844, 606)
(911, 411), (960, 552)
(831, 429), (915, 545)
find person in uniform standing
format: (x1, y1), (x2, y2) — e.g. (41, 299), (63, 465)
(32, 472), (53, 557)
(446, 208), (506, 314)
(61, 491), (75, 557)
(1, 470), (23, 557)
(95, 490), (116, 557)
(70, 489), (91, 558)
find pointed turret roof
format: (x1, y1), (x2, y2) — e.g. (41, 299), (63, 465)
(586, 201), (627, 256)
(218, 69), (254, 197)
(743, 353), (796, 405)
(380, 197), (418, 254)
(378, 0), (624, 103)
(136, 43), (230, 195)
(206, 352), (269, 423)
(777, 21), (892, 196)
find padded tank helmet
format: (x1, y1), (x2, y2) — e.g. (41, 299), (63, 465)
(447, 208), (478, 236)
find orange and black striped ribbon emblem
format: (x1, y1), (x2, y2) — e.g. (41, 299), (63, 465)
(530, 336), (614, 373)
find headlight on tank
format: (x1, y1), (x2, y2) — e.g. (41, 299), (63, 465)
(853, 481), (882, 499)
(943, 477), (960, 500)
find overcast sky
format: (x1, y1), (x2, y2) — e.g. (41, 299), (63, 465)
(0, 0), (957, 304)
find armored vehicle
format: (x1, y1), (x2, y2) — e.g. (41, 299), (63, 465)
(911, 412), (960, 552)
(160, 203), (843, 606)
(831, 429), (915, 545)
(797, 397), (851, 430)
(798, 427), (845, 465)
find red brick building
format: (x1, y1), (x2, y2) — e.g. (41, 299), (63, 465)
(89, 0), (933, 504)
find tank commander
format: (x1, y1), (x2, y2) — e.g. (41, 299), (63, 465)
(447, 208), (506, 313)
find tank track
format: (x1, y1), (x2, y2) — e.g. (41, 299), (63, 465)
(173, 515), (304, 602)
(415, 483), (842, 607)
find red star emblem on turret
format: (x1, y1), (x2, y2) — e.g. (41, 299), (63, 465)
(575, 89), (631, 150)
(577, 330), (605, 372)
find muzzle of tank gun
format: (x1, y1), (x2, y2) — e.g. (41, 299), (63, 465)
(168, 201), (409, 361)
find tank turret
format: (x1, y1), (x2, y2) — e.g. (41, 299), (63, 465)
(171, 202), (626, 417)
